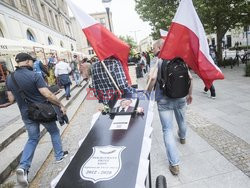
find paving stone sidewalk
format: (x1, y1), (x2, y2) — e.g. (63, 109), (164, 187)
(30, 65), (250, 188)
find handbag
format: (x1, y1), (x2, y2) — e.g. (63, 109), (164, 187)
(11, 73), (57, 123)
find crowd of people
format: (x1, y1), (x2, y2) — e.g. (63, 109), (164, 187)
(0, 36), (220, 186)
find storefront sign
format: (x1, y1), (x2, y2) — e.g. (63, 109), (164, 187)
(80, 145), (126, 183)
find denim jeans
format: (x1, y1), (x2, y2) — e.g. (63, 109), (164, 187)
(64, 84), (71, 97)
(157, 96), (187, 166)
(73, 71), (80, 86)
(19, 118), (64, 171)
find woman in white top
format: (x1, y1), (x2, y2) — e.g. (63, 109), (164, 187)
(55, 58), (72, 100)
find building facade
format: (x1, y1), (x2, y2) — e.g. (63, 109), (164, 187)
(139, 36), (153, 53)
(70, 11), (114, 58)
(207, 26), (250, 49)
(0, 0), (77, 69)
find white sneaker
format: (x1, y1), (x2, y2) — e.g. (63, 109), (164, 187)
(56, 151), (69, 163)
(16, 168), (28, 187)
(211, 96), (216, 99)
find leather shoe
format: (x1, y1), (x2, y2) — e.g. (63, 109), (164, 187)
(169, 165), (179, 175)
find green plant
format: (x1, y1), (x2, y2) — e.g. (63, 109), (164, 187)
(0, 83), (6, 92)
(246, 63), (250, 77)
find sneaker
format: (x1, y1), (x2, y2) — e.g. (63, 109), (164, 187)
(178, 131), (186, 144)
(169, 165), (179, 175)
(210, 96), (216, 99)
(180, 138), (186, 144)
(16, 168), (29, 187)
(56, 151), (69, 163)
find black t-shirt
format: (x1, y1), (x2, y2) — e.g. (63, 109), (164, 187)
(6, 67), (48, 119)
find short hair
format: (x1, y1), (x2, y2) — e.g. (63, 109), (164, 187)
(153, 39), (164, 49)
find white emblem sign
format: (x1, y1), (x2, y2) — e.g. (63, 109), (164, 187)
(80, 145), (126, 183)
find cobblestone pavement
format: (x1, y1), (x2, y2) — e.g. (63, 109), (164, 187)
(187, 110), (250, 178)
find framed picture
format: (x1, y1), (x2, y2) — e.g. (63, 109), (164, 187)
(110, 98), (138, 115)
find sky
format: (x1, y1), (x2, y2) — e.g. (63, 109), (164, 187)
(69, 0), (152, 43)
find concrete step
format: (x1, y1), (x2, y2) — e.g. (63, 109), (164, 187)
(0, 81), (88, 184)
(0, 82), (81, 154)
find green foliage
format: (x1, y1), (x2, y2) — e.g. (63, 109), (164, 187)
(135, 0), (250, 62)
(135, 0), (250, 37)
(246, 63), (250, 77)
(0, 83), (6, 92)
(119, 35), (138, 55)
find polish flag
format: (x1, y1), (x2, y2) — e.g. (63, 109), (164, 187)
(66, 0), (131, 84)
(160, 29), (168, 39)
(159, 0), (224, 88)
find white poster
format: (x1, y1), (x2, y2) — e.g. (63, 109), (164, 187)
(110, 115), (131, 130)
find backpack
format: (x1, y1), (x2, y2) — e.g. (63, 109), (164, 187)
(159, 57), (191, 98)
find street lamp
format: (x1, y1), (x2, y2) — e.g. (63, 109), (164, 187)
(102, 0), (112, 32)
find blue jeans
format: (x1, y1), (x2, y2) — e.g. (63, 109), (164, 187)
(64, 84), (71, 97)
(157, 96), (187, 166)
(73, 71), (80, 86)
(19, 118), (64, 171)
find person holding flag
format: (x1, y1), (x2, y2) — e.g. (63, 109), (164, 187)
(147, 0), (224, 175)
(66, 0), (133, 107)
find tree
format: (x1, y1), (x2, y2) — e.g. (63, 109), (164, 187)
(119, 35), (138, 55)
(135, 0), (250, 64)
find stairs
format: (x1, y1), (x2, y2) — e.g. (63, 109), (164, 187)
(0, 81), (89, 186)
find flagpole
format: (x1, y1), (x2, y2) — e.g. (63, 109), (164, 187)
(101, 61), (122, 96)
(145, 58), (159, 91)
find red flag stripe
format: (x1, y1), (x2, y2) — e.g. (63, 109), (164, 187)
(160, 23), (224, 88)
(83, 24), (131, 84)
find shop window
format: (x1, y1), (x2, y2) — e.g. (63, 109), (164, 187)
(88, 49), (94, 55)
(27, 29), (36, 42)
(48, 37), (53, 45)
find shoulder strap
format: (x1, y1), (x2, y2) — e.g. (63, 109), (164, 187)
(10, 73), (30, 104)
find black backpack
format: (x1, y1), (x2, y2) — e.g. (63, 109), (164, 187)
(159, 57), (191, 98)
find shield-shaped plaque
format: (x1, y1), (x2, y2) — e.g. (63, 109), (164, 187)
(80, 145), (126, 183)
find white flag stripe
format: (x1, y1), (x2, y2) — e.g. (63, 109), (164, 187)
(66, 0), (97, 29)
(160, 29), (168, 37)
(173, 0), (220, 71)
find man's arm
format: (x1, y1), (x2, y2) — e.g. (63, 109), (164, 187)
(6, 91), (15, 104)
(146, 62), (158, 91)
(38, 87), (66, 114)
(186, 71), (193, 105)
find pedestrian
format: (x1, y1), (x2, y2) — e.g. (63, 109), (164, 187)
(139, 52), (147, 75)
(70, 55), (81, 87)
(147, 39), (193, 175)
(203, 84), (216, 99)
(33, 58), (49, 80)
(55, 57), (72, 100)
(80, 58), (91, 82)
(5, 53), (68, 187)
(91, 56), (133, 107)
(146, 51), (151, 69)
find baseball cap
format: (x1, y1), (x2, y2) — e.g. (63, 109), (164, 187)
(15, 53), (36, 63)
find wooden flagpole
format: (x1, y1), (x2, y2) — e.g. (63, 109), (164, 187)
(100, 61), (122, 96)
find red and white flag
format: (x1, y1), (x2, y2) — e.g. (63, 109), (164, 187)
(66, 0), (131, 84)
(160, 29), (168, 39)
(159, 0), (224, 88)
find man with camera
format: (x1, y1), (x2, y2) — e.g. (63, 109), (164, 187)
(5, 53), (68, 187)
